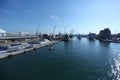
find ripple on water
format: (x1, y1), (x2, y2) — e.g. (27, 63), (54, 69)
(110, 49), (120, 80)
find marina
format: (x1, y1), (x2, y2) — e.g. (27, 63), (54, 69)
(0, 38), (120, 80)
(1, 0), (120, 80)
(0, 39), (59, 60)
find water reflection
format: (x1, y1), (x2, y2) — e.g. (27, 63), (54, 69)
(1, 38), (120, 80)
(64, 41), (70, 47)
(99, 41), (110, 47)
(88, 39), (95, 44)
(110, 49), (120, 80)
(63, 41), (73, 51)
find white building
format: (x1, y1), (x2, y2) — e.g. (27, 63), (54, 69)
(18, 32), (29, 36)
(0, 28), (7, 37)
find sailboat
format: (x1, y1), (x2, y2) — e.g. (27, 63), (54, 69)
(77, 34), (81, 39)
(63, 34), (71, 41)
(48, 26), (56, 50)
(69, 29), (74, 38)
(62, 27), (72, 41)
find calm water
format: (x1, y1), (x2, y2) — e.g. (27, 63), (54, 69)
(0, 38), (120, 80)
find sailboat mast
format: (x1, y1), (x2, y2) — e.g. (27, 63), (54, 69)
(36, 24), (39, 36)
(53, 26), (56, 35)
(64, 27), (66, 34)
(53, 26), (56, 38)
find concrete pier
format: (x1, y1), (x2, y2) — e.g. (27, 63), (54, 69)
(0, 40), (59, 60)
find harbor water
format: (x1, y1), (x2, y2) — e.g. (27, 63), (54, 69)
(0, 38), (120, 80)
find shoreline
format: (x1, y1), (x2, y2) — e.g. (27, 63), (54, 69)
(0, 40), (59, 60)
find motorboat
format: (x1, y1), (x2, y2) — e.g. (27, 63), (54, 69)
(49, 46), (53, 50)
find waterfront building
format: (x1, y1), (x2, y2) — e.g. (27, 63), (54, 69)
(6, 32), (18, 37)
(97, 28), (112, 40)
(0, 28), (7, 37)
(18, 32), (29, 36)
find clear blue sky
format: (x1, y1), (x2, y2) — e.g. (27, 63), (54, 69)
(0, 0), (120, 34)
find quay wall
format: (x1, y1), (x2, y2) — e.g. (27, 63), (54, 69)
(0, 40), (59, 60)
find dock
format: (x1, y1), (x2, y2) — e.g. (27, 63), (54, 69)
(0, 40), (59, 60)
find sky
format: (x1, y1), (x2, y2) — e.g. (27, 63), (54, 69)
(0, 0), (120, 34)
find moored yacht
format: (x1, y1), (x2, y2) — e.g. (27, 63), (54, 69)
(0, 46), (8, 53)
(88, 33), (96, 40)
(77, 34), (81, 39)
(63, 34), (71, 41)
